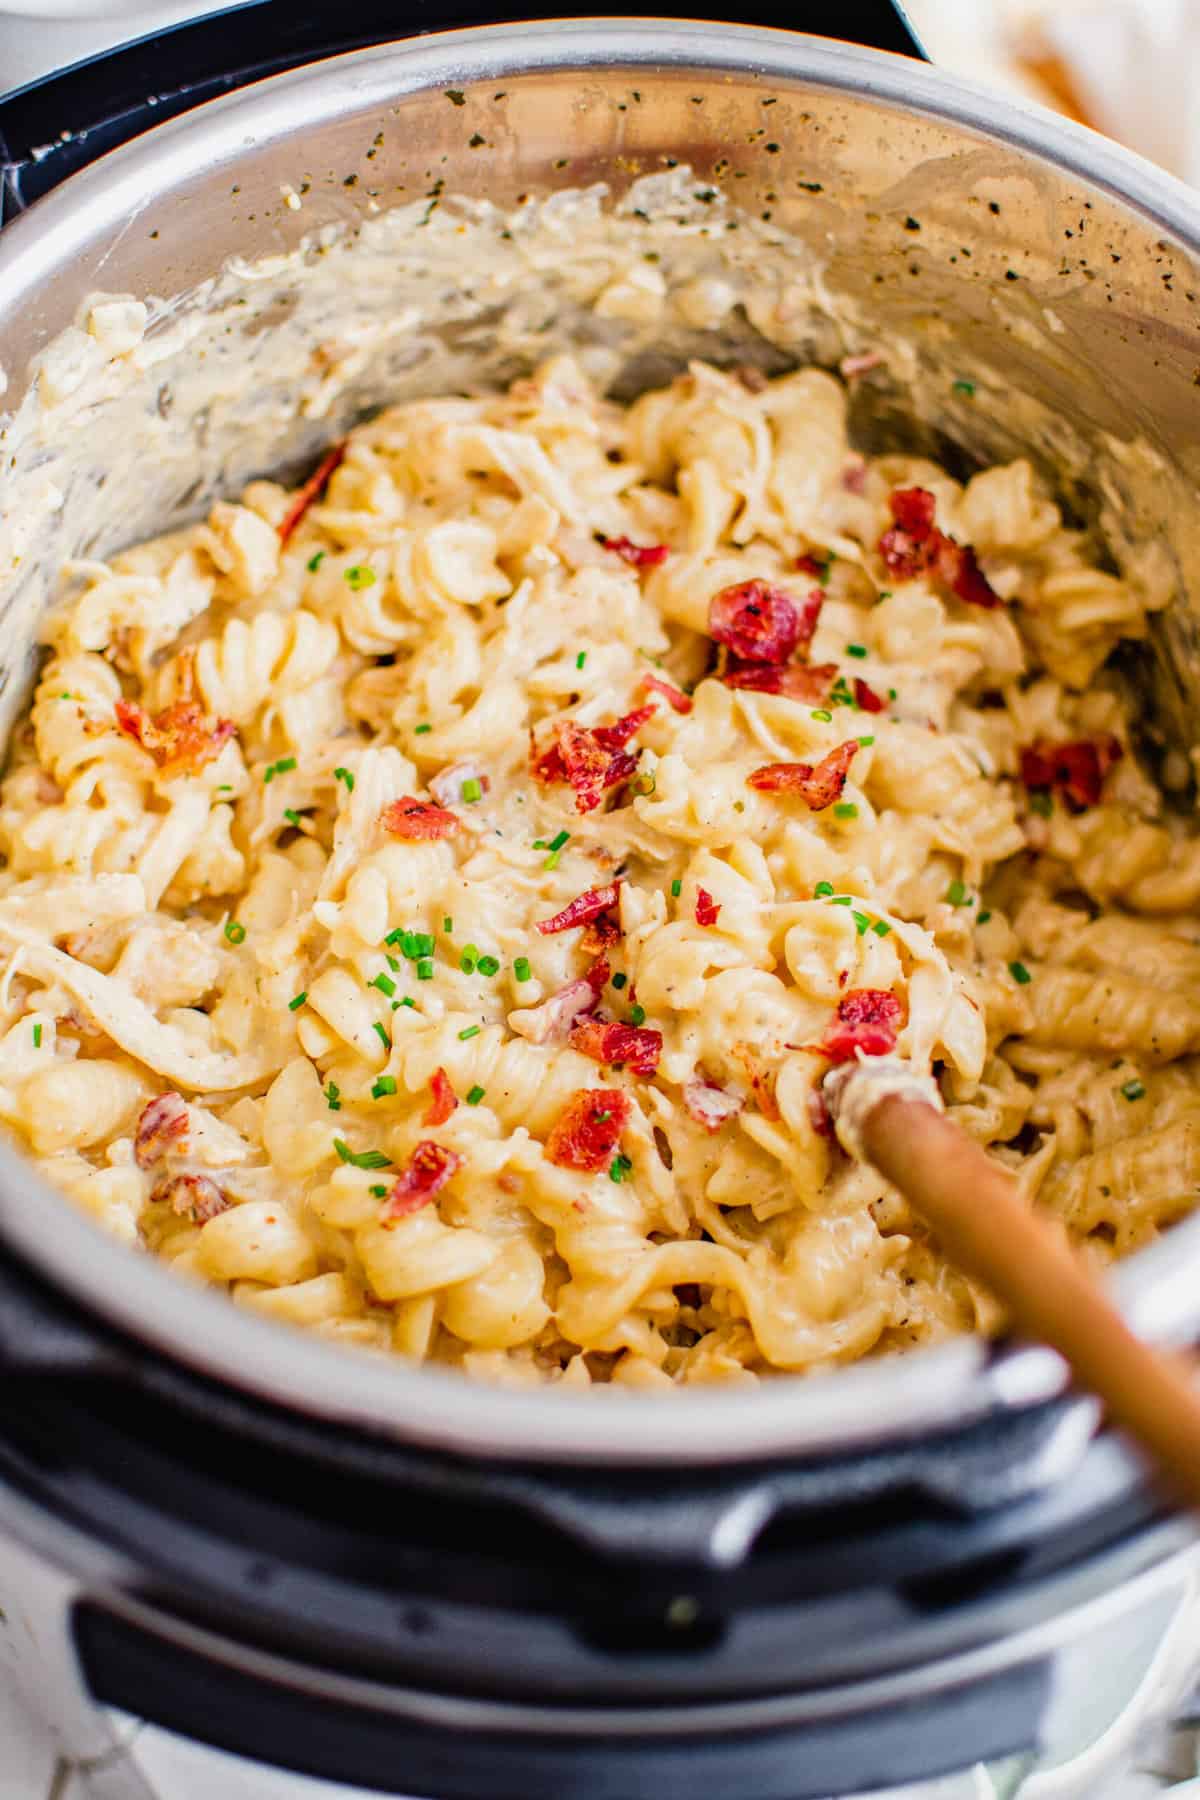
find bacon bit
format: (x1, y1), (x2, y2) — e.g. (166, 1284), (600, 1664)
(842, 459), (867, 495)
(531, 713), (646, 813)
(879, 486), (1000, 608)
(854, 677), (886, 714)
(428, 762), (490, 808)
(710, 579), (808, 665)
(722, 660), (838, 703)
(820, 988), (902, 1063)
(839, 350), (885, 380)
(585, 955), (612, 994)
(383, 1141), (463, 1221)
(1020, 736), (1122, 812)
(509, 977), (601, 1046)
(380, 797), (460, 840)
(135, 1093), (189, 1169)
(806, 1087), (835, 1139)
(642, 673), (693, 715)
(695, 888), (721, 928)
(151, 1173), (228, 1223)
(277, 440), (347, 546)
(115, 699), (236, 778)
(683, 1076), (742, 1132)
(424, 1068), (458, 1128)
(580, 910), (622, 955)
(536, 882), (621, 936)
(570, 1018), (663, 1077)
(545, 1089), (631, 1171)
(794, 554), (825, 579)
(731, 1043), (780, 1121)
(601, 536), (669, 569)
(748, 739), (859, 811)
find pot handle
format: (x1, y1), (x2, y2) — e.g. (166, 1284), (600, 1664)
(1, 1), (925, 220)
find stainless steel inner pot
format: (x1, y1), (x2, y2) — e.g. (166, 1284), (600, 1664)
(2, 20), (1200, 1468)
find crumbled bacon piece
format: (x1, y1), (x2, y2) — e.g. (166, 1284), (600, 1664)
(879, 486), (1000, 608)
(428, 762), (490, 807)
(509, 977), (601, 1046)
(601, 536), (669, 569)
(854, 677), (886, 714)
(731, 1043), (780, 1121)
(570, 1018), (663, 1077)
(135, 1093), (189, 1169)
(531, 711), (648, 814)
(683, 1076), (742, 1132)
(424, 1067), (458, 1127)
(641, 673), (693, 715)
(545, 1089), (631, 1171)
(536, 882), (621, 936)
(748, 739), (859, 811)
(585, 955), (612, 994)
(794, 554), (826, 579)
(722, 661), (839, 703)
(807, 1087), (835, 1139)
(115, 699), (235, 778)
(380, 797), (460, 840)
(580, 910), (622, 954)
(151, 1173), (228, 1223)
(820, 989), (902, 1063)
(709, 579), (816, 664)
(383, 1142), (463, 1221)
(278, 440), (347, 546)
(695, 888), (721, 928)
(1020, 736), (1122, 812)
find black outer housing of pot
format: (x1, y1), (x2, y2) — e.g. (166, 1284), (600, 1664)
(0, 7), (1190, 1795)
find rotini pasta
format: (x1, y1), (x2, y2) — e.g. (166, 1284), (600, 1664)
(0, 355), (1190, 1388)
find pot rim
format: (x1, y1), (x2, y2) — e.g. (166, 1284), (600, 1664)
(2, 18), (1199, 1467)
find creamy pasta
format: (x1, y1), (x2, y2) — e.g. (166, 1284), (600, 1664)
(0, 355), (1194, 1389)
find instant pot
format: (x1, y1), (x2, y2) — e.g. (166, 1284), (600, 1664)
(5, 6), (1200, 1797)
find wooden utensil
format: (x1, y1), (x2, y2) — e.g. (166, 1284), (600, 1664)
(826, 1064), (1200, 1512)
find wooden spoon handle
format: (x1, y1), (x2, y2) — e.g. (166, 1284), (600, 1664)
(862, 1092), (1200, 1512)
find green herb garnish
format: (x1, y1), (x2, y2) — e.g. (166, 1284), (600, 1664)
(334, 1138), (391, 1170)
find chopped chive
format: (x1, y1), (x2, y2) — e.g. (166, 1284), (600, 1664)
(263, 755), (297, 784)
(443, 916), (453, 933)
(671, 879), (682, 898)
(977, 910), (993, 925)
(609, 1153), (633, 1183)
(953, 378), (976, 397)
(466, 1084), (486, 1105)
(283, 808), (303, 828)
(369, 1184), (388, 1198)
(852, 911), (870, 935)
(595, 1109), (612, 1123)
(830, 895), (853, 906)
(858, 735), (875, 748)
(307, 550), (326, 573)
(611, 972), (627, 990)
(344, 565), (376, 590)
(476, 954), (501, 977)
(543, 847), (565, 871)
(1029, 791), (1053, 818)
(1008, 960), (1032, 985)
(514, 956), (532, 982)
(460, 944), (479, 973)
(325, 1082), (341, 1111)
(412, 933), (435, 957)
(399, 997), (416, 1009)
(575, 650), (587, 670)
(334, 1138), (391, 1170)
(32, 1023), (42, 1049)
(371, 973), (397, 998)
(833, 802), (859, 819)
(810, 708), (833, 722)
(532, 839), (548, 850)
(877, 590), (893, 601)
(1121, 1078), (1146, 1102)
(548, 830), (570, 853)
(814, 880), (834, 898)
(887, 687), (898, 700)
(372, 1022), (391, 1050)
(217, 784), (233, 794)
(459, 1025), (482, 1041)
(414, 723), (433, 735)
(629, 1004), (647, 1027)
(846, 644), (868, 659)
(372, 1076), (398, 1099)
(461, 776), (483, 803)
(334, 765), (355, 793)
(946, 879), (970, 907)
(224, 919), (246, 944)
(288, 991), (307, 1011)
(872, 920), (891, 937)
(384, 927), (404, 947)
(416, 958), (434, 980)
